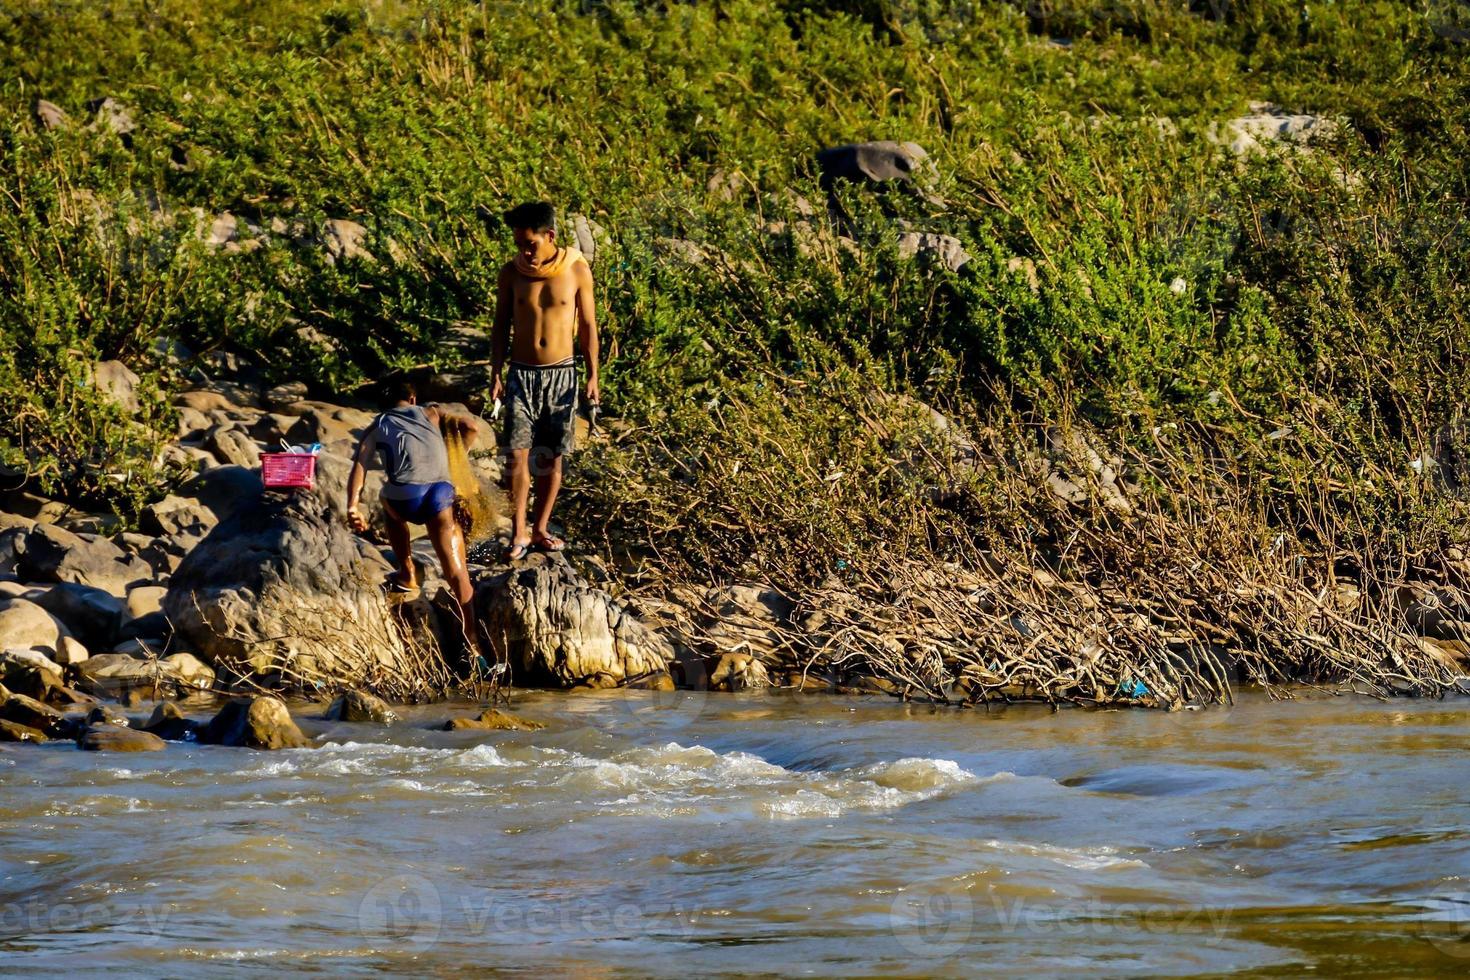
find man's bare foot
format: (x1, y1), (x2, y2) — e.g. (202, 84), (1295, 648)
(386, 571), (419, 594)
(505, 539), (533, 561)
(532, 532), (565, 553)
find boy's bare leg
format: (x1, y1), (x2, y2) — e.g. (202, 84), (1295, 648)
(508, 448), (532, 552)
(381, 501), (418, 588)
(530, 451), (564, 546)
(427, 506), (479, 651)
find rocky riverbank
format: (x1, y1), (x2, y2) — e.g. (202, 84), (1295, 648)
(0, 365), (783, 752)
(4, 351), (1470, 756)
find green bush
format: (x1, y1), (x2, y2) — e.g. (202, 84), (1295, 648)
(0, 0), (1463, 564)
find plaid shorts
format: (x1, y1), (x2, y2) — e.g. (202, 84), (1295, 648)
(502, 361), (577, 455)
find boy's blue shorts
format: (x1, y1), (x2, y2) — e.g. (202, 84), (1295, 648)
(382, 481), (456, 525)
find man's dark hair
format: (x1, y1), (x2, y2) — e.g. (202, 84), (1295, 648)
(381, 379), (417, 409)
(502, 201), (557, 234)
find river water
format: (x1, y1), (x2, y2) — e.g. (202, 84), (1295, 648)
(3, 690), (1469, 976)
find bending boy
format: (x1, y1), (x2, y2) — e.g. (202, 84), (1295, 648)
(347, 381), (481, 644)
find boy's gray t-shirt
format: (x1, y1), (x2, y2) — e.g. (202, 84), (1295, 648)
(363, 405), (452, 496)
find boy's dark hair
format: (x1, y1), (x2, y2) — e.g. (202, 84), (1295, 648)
(502, 201), (557, 234)
(381, 379), (417, 409)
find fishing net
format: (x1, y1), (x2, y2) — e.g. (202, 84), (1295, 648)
(442, 422), (497, 542)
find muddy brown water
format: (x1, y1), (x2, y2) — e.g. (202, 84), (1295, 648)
(3, 690), (1469, 976)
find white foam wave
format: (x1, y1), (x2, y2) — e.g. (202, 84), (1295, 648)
(208, 735), (986, 821)
(981, 839), (1148, 871)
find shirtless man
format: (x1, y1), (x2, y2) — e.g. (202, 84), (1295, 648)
(489, 201), (600, 560)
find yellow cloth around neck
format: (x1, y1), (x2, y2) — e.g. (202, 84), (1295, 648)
(514, 245), (584, 281)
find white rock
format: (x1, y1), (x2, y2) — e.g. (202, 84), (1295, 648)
(162, 652), (215, 690)
(55, 636), (90, 666)
(0, 599), (69, 652)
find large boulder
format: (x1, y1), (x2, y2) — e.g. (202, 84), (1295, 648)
(74, 652), (191, 698)
(324, 688), (398, 724)
(141, 495), (219, 536)
(283, 403), (376, 448)
(163, 492), (425, 691)
(177, 465), (266, 527)
(20, 523), (151, 594)
(0, 648), (65, 699)
(1213, 102), (1337, 156)
(204, 425), (261, 469)
(29, 583), (125, 648)
(816, 141), (938, 192)
(77, 723), (166, 752)
(0, 598), (70, 653)
(84, 360), (142, 414)
(142, 701), (199, 740)
(0, 687), (70, 737)
(476, 554), (674, 688)
(197, 696), (310, 749)
(443, 707), (544, 732)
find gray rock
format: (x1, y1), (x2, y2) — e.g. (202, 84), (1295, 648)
(177, 466), (265, 526)
(0, 598), (70, 653)
(817, 140), (938, 190)
(85, 360), (142, 414)
(1213, 102), (1337, 156)
(89, 97), (135, 139)
(322, 218), (373, 263)
(74, 652), (182, 698)
(263, 381), (310, 411)
(0, 717), (47, 743)
(477, 554), (674, 688)
(324, 688), (398, 724)
(896, 232), (971, 272)
(141, 495), (219, 536)
(283, 404), (376, 448)
(164, 493), (417, 691)
(197, 696), (310, 749)
(142, 701), (199, 740)
(443, 707), (544, 731)
(35, 99), (69, 130)
(77, 723), (166, 752)
(568, 213), (608, 266)
(204, 425), (261, 469)
(30, 582), (125, 648)
(21, 523), (151, 595)
(0, 688), (70, 737)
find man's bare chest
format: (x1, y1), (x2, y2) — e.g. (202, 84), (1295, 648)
(514, 276), (577, 313)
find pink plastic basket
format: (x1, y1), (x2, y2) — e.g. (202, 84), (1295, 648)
(259, 452), (317, 490)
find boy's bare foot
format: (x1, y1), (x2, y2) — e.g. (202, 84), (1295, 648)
(532, 532), (565, 553)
